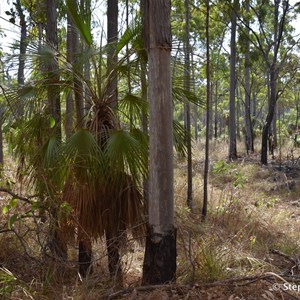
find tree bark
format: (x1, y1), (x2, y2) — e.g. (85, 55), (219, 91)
(202, 0), (210, 222)
(214, 81), (219, 139)
(45, 0), (65, 262)
(78, 239), (93, 278)
(244, 0), (254, 154)
(15, 0), (28, 117)
(228, 0), (237, 160)
(260, 0), (288, 164)
(72, 19), (84, 129)
(107, 0), (118, 108)
(81, 0), (92, 113)
(45, 0), (61, 138)
(106, 231), (123, 285)
(141, 61), (149, 210)
(184, 0), (194, 211)
(66, 9), (75, 138)
(0, 106), (4, 166)
(142, 0), (176, 285)
(261, 67), (277, 164)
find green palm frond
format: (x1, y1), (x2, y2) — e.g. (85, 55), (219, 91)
(1, 84), (41, 120)
(41, 136), (63, 190)
(173, 120), (188, 157)
(118, 93), (149, 124)
(42, 136), (60, 168)
(62, 129), (106, 181)
(172, 85), (204, 107)
(66, 0), (92, 46)
(105, 129), (148, 185)
(116, 21), (142, 55)
(7, 113), (62, 197)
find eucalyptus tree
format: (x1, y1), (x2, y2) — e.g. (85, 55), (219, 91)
(44, 0), (66, 262)
(141, 0), (176, 285)
(228, 0), (238, 160)
(107, 0), (118, 108)
(72, 2), (84, 129)
(45, 0), (61, 137)
(242, 0), (254, 153)
(202, 0), (210, 222)
(237, 0), (296, 164)
(184, 0), (194, 211)
(15, 0), (27, 89)
(65, 9), (75, 138)
(257, 0), (291, 164)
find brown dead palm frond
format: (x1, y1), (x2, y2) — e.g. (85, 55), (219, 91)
(60, 99), (147, 243)
(62, 170), (146, 241)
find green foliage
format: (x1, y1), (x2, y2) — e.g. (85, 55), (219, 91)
(66, 0), (92, 46)
(61, 128), (105, 183)
(212, 159), (229, 175)
(2, 197), (18, 215)
(0, 267), (17, 298)
(195, 242), (231, 282)
(118, 93), (148, 124)
(173, 120), (188, 157)
(116, 20), (142, 55)
(0, 267), (33, 299)
(212, 160), (245, 188)
(106, 129), (148, 184)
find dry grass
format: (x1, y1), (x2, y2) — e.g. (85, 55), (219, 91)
(1, 138), (300, 299)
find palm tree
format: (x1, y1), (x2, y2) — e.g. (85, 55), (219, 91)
(3, 0), (200, 284)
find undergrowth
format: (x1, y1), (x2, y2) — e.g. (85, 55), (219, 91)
(1, 139), (300, 299)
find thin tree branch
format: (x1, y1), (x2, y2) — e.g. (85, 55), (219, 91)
(0, 187), (32, 204)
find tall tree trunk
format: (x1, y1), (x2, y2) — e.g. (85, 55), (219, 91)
(106, 231), (122, 285)
(45, 0), (65, 262)
(107, 0), (118, 108)
(73, 29), (84, 128)
(272, 104), (277, 149)
(78, 238), (93, 278)
(141, 61), (149, 210)
(209, 82), (213, 140)
(68, 0), (84, 129)
(214, 80), (219, 139)
(236, 85), (241, 141)
(228, 0), (237, 160)
(244, 0), (254, 154)
(202, 0), (210, 222)
(81, 0), (92, 113)
(191, 52), (198, 140)
(0, 106), (4, 166)
(45, 0), (61, 137)
(294, 103), (299, 146)
(184, 0), (194, 211)
(106, 0), (122, 283)
(126, 0), (133, 127)
(260, 0), (287, 164)
(15, 0), (27, 117)
(142, 0), (176, 285)
(66, 9), (75, 138)
(261, 66), (277, 164)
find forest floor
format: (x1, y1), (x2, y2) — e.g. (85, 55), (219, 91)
(1, 139), (300, 299)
